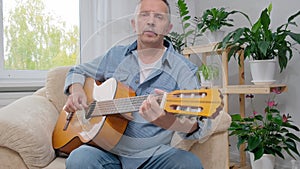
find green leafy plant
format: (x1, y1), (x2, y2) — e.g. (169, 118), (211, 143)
(197, 7), (250, 33)
(166, 0), (201, 53)
(217, 4), (300, 72)
(197, 64), (219, 81)
(229, 89), (300, 161)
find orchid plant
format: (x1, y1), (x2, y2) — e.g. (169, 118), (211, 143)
(229, 88), (300, 160)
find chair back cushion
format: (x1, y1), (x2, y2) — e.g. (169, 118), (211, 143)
(0, 95), (58, 168)
(45, 66), (71, 112)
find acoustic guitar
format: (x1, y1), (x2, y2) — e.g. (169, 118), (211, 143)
(52, 78), (223, 154)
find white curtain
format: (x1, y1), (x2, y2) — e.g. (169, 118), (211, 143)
(80, 0), (137, 63)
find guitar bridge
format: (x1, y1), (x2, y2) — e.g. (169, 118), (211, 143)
(63, 112), (74, 131)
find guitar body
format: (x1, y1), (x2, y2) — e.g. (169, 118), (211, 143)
(52, 78), (135, 154)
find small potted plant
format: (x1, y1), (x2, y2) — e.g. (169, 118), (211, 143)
(229, 89), (300, 169)
(197, 64), (220, 86)
(196, 7), (250, 43)
(217, 4), (300, 83)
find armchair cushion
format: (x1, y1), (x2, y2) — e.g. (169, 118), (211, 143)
(0, 95), (58, 169)
(45, 66), (70, 112)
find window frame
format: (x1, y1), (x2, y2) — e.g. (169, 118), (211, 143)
(0, 0), (79, 91)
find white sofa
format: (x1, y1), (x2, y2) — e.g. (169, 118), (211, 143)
(0, 66), (231, 169)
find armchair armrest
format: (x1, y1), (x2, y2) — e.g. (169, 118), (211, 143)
(0, 95), (59, 168)
(171, 111), (231, 169)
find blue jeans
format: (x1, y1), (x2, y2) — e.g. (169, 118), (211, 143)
(66, 145), (203, 169)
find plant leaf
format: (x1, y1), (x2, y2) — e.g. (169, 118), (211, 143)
(257, 41), (271, 55)
(253, 146), (264, 160)
(288, 10), (300, 23)
(231, 114), (242, 121)
(286, 133), (300, 142)
(287, 32), (300, 44)
(260, 8), (271, 31)
(248, 136), (261, 151)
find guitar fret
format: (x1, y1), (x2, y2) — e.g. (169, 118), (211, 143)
(114, 98), (136, 113)
(130, 96), (147, 110)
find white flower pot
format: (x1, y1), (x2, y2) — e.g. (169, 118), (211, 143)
(198, 71), (213, 87)
(249, 59), (277, 85)
(249, 152), (275, 169)
(205, 30), (225, 43)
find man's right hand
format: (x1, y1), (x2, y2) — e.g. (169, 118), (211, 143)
(63, 83), (88, 113)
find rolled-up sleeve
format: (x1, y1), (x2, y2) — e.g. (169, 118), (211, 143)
(63, 54), (106, 95)
(174, 56), (216, 141)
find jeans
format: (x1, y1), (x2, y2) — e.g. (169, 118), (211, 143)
(66, 145), (203, 169)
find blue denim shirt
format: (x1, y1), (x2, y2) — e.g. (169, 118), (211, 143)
(64, 40), (212, 169)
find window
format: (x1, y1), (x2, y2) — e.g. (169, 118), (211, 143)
(0, 0), (79, 90)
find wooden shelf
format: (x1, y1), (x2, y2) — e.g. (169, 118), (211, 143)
(223, 84), (287, 94)
(184, 43), (288, 168)
(183, 43), (221, 55)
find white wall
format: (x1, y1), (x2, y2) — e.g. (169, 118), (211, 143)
(191, 0), (300, 168)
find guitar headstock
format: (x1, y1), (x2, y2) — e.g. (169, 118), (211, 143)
(162, 88), (223, 117)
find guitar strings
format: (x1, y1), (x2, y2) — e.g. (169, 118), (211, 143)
(87, 92), (221, 117)
(89, 95), (156, 116)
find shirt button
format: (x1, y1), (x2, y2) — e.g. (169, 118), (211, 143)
(135, 80), (139, 84)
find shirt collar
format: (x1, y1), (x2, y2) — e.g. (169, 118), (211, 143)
(124, 39), (175, 67)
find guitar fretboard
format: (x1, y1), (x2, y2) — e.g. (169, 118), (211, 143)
(84, 88), (222, 118)
(88, 95), (159, 117)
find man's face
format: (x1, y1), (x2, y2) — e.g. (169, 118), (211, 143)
(132, 0), (172, 46)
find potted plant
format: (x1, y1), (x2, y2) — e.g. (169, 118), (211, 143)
(217, 4), (300, 83)
(229, 89), (300, 169)
(197, 64), (220, 86)
(196, 7), (250, 43)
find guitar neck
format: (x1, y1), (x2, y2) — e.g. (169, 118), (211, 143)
(88, 95), (152, 117)
(84, 78), (223, 118)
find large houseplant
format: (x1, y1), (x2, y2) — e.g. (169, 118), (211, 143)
(229, 89), (300, 161)
(217, 4), (300, 73)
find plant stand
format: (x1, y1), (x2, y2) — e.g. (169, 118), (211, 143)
(183, 43), (287, 168)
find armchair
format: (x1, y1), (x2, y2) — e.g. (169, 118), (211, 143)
(0, 66), (231, 169)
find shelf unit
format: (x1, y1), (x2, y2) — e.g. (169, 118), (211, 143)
(182, 43), (287, 168)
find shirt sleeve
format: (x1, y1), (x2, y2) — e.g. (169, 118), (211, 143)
(174, 56), (217, 141)
(64, 54), (107, 95)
